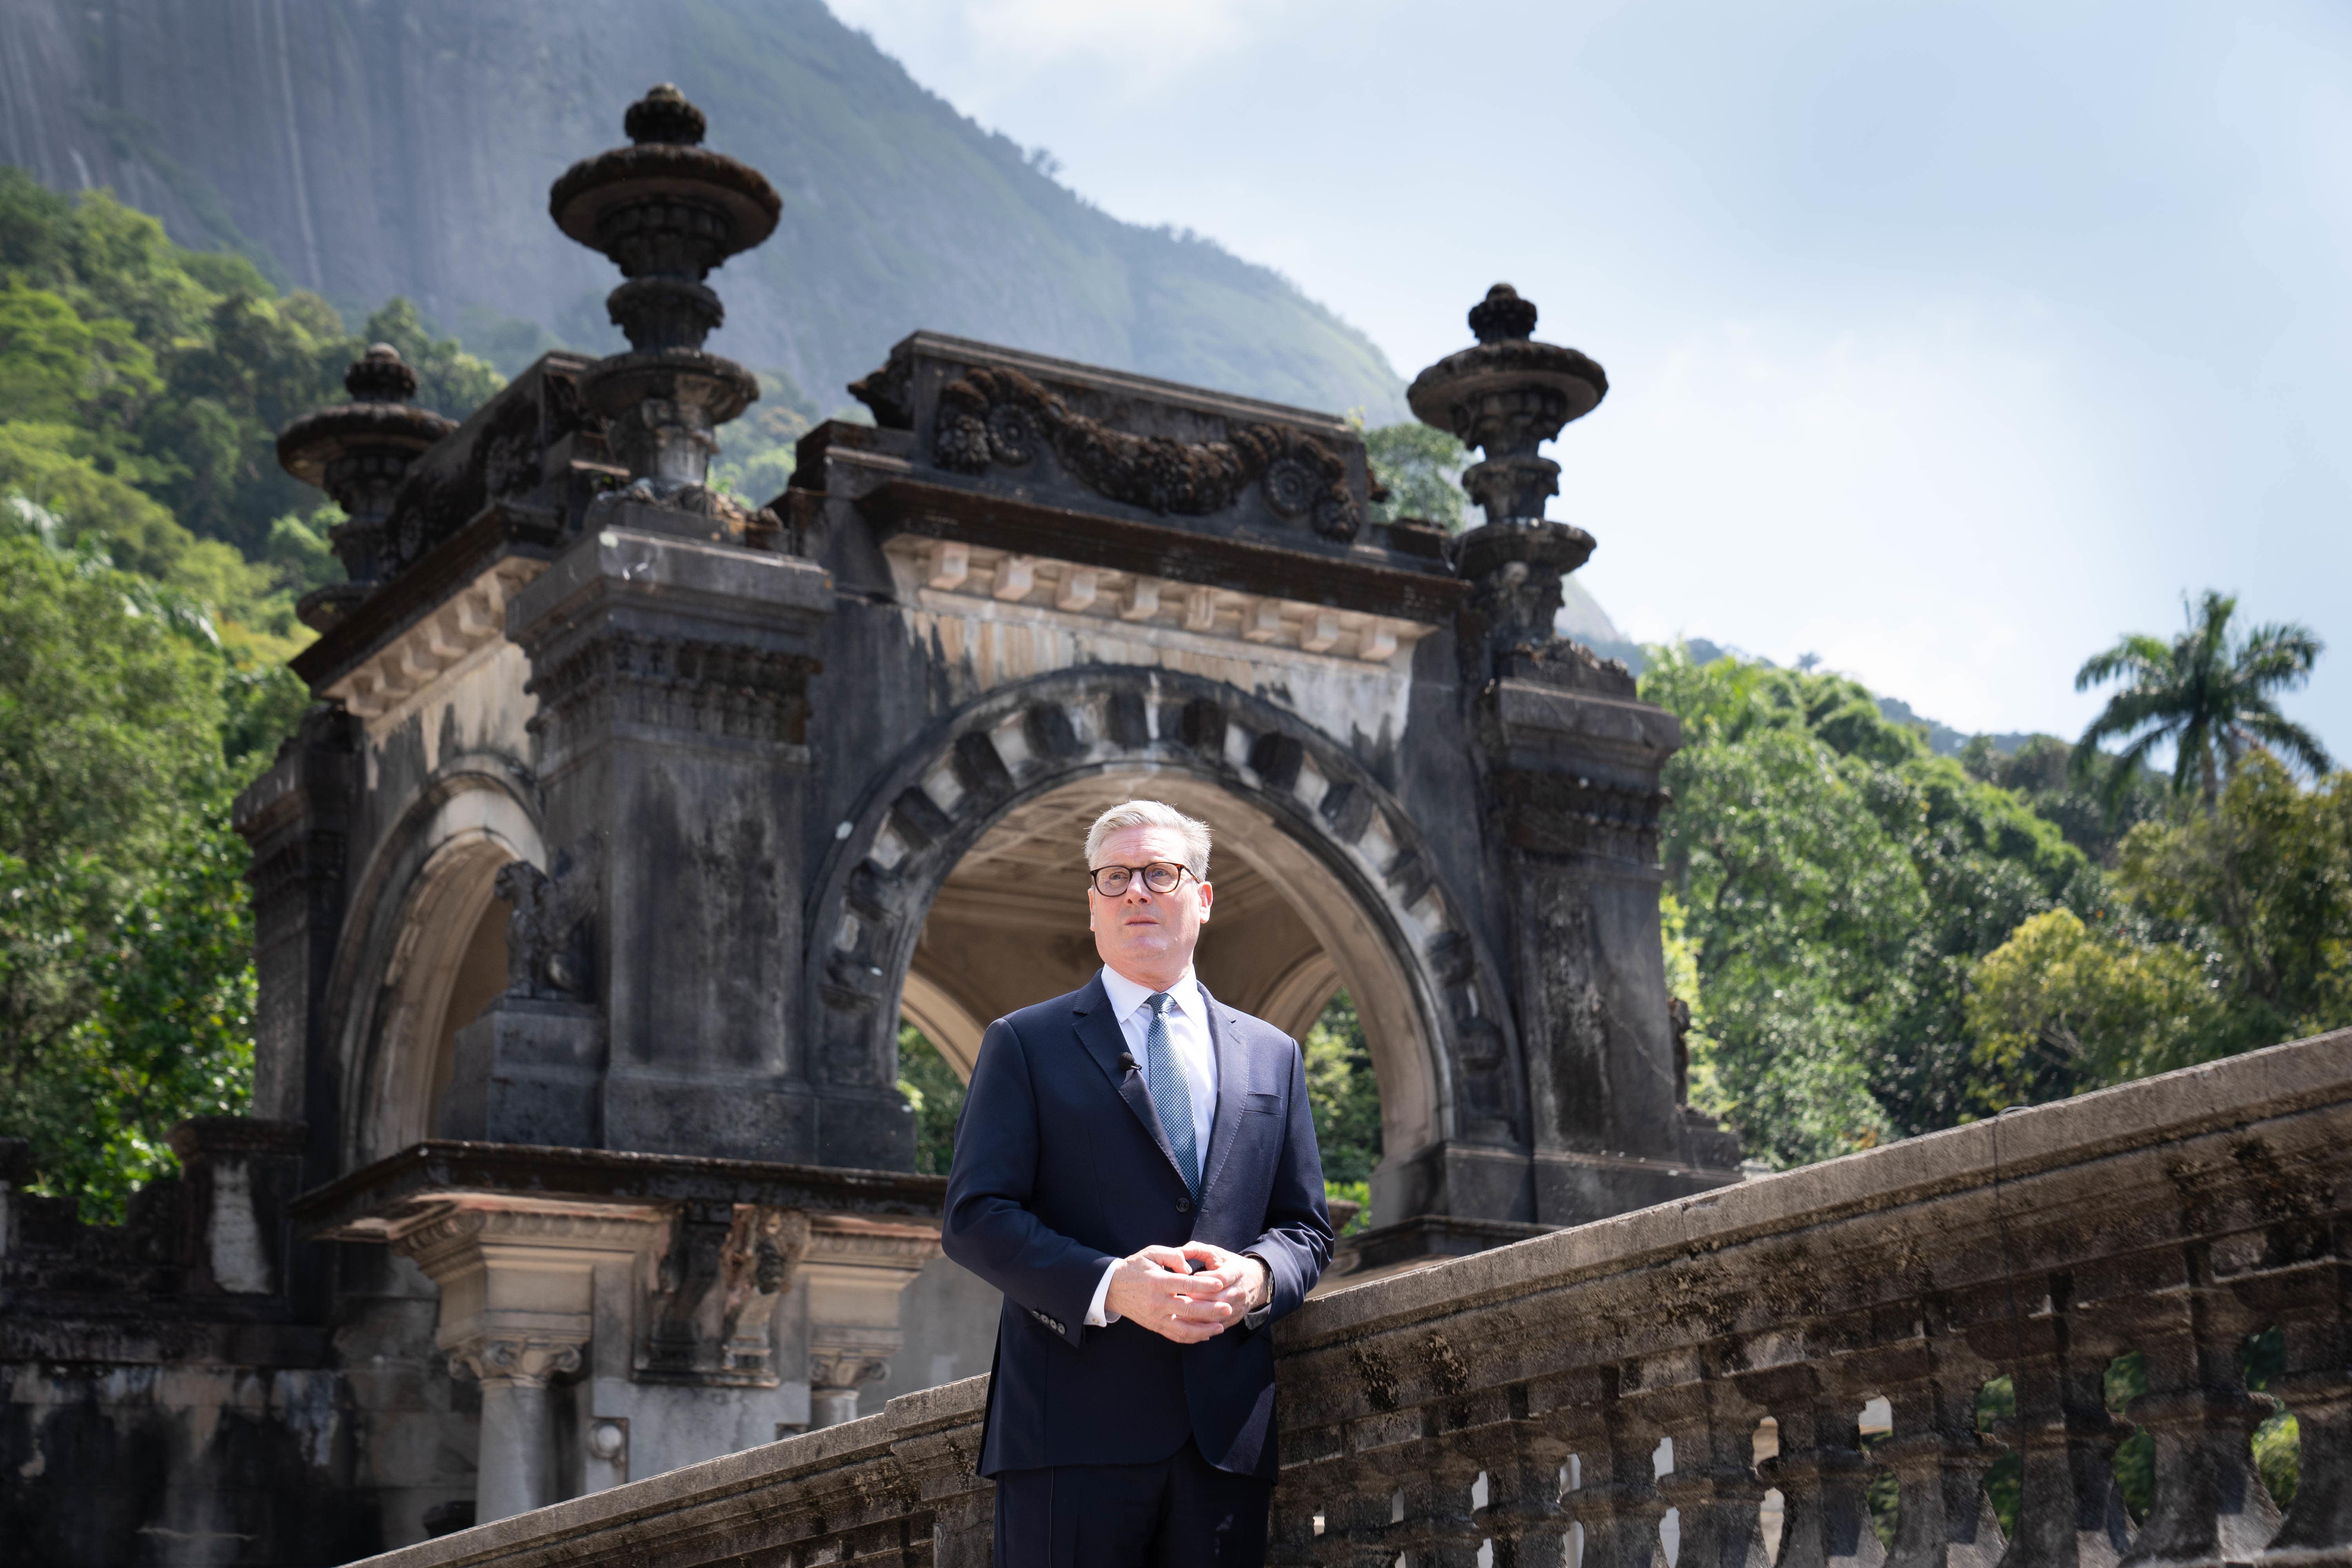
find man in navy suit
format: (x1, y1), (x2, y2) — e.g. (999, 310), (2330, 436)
(941, 799), (1334, 1566)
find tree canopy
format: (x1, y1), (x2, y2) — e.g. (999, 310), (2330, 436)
(0, 176), (502, 1216)
(2076, 589), (2329, 806)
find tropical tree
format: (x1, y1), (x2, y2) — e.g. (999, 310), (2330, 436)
(2074, 590), (2329, 806)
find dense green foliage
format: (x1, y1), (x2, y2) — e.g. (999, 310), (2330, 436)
(1957, 733), (2171, 865)
(0, 524), (268, 1217)
(1302, 990), (1379, 1233)
(1970, 754), (2352, 1106)
(1644, 647), (2099, 1163)
(0, 171), (498, 630)
(897, 1025), (967, 1178)
(1653, 622), (2352, 1167)
(0, 177), (506, 1217)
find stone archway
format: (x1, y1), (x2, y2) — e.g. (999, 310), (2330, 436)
(329, 767), (544, 1167)
(902, 775), (1391, 1113)
(804, 668), (1524, 1228)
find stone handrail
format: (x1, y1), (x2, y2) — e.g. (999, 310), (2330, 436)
(349, 1028), (2352, 1568)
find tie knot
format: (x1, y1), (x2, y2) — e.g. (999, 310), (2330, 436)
(1147, 991), (1172, 1015)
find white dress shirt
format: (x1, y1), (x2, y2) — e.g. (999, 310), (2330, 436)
(1085, 964), (1217, 1326)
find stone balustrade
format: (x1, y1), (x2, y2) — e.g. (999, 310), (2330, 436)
(348, 1028), (2352, 1568)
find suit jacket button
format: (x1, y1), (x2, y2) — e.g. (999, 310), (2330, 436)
(1175, 1198), (1193, 1214)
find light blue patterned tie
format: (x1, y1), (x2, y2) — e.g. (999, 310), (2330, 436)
(1145, 992), (1201, 1198)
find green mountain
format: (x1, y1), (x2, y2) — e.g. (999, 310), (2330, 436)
(0, 0), (1403, 419)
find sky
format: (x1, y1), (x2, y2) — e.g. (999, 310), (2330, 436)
(824, 0), (2352, 755)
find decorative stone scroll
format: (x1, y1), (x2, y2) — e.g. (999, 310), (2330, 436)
(495, 847), (599, 1001)
(930, 365), (1365, 542)
(640, 1205), (812, 1386)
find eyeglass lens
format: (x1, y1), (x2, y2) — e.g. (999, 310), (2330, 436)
(1091, 862), (1186, 894)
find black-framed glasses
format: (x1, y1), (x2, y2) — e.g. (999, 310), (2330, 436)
(1087, 861), (1195, 897)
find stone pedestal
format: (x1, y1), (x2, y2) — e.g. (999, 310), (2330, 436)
(164, 1117), (310, 1297)
(436, 997), (605, 1147)
(508, 522), (861, 1164)
(299, 1143), (949, 1517)
(231, 706), (361, 1193)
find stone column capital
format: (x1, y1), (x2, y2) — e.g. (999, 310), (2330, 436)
(448, 1333), (588, 1389)
(807, 1338), (897, 1395)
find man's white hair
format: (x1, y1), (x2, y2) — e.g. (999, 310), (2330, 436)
(1084, 800), (1212, 880)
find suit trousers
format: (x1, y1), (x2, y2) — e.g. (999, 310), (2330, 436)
(991, 1437), (1274, 1566)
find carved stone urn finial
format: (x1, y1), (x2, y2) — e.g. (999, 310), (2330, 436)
(276, 342), (459, 629)
(1410, 284), (1613, 667)
(1407, 282), (1606, 528)
(548, 84), (782, 495)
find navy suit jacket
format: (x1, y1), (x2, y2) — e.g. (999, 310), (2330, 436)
(940, 972), (1334, 1481)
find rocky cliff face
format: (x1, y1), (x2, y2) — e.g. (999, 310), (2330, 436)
(0, 0), (1405, 418)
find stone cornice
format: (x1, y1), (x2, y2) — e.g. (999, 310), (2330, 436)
(880, 534), (1431, 668)
(291, 502), (568, 692)
(291, 1141), (945, 1244)
(856, 476), (1465, 626)
(315, 554), (544, 725)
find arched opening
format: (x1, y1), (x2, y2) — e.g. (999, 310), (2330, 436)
(896, 768), (1438, 1223)
(424, 887), (512, 1126)
(339, 777), (543, 1165)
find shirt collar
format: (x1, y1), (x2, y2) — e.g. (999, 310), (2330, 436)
(1098, 963), (1201, 1022)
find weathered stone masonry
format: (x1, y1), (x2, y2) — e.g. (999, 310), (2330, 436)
(337, 1028), (2352, 1568)
(2, 86), (1737, 1561)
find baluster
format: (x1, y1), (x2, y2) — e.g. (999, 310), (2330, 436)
(1267, 1481), (1327, 1568)
(1564, 1367), (1672, 1568)
(1748, 1364), (1888, 1568)
(1969, 1274), (2133, 1568)
(1318, 1452), (1419, 1568)
(1860, 1300), (2005, 1568)
(1380, 1433), (1489, 1568)
(2084, 1242), (2280, 1568)
(2237, 1224), (2352, 1568)
(1470, 1388), (1573, 1568)
(1661, 1349), (1772, 1568)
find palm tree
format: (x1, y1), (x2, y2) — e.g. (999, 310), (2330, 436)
(2074, 590), (2330, 806)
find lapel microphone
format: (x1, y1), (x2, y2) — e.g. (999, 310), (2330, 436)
(1116, 1051), (1138, 1073)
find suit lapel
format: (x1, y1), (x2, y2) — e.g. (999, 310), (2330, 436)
(1196, 985), (1252, 1206)
(1071, 973), (1189, 1189)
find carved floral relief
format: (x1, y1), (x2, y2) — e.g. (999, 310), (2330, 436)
(929, 366), (1364, 542)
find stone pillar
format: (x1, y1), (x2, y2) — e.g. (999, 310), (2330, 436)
(508, 525), (835, 1161)
(800, 1217), (944, 1428)
(435, 857), (608, 1148)
(526, 84), (895, 1165)
(457, 1337), (581, 1522)
(1409, 285), (1739, 1223)
(232, 706), (361, 1212)
(390, 1200), (666, 1524)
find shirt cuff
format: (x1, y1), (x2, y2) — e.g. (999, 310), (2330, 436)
(1084, 1256), (1121, 1327)
(1242, 1251), (1274, 1328)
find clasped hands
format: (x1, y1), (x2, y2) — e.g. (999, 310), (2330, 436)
(1102, 1241), (1268, 1344)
